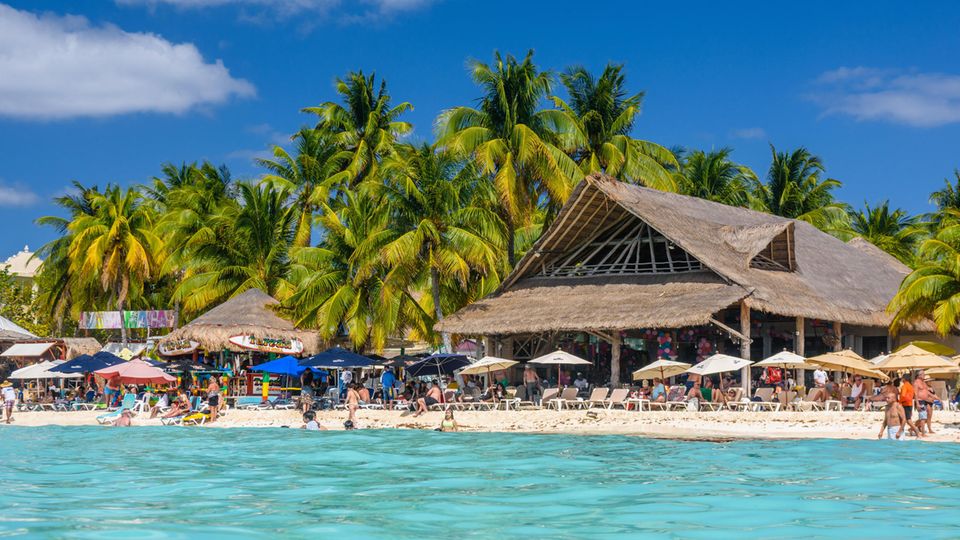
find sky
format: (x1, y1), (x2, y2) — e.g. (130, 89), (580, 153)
(1, 0), (959, 260)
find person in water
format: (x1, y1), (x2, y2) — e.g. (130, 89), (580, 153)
(301, 410), (325, 430)
(878, 393), (906, 440)
(346, 383), (361, 425)
(439, 409), (459, 432)
(113, 409), (132, 427)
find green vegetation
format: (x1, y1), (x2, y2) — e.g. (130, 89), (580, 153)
(32, 51), (958, 346)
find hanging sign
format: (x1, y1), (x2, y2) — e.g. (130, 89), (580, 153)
(158, 339), (200, 356)
(228, 335), (304, 355)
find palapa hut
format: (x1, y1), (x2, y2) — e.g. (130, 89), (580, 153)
(438, 173), (917, 389)
(159, 288), (319, 357)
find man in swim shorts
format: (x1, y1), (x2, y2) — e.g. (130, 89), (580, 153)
(413, 380), (443, 417)
(878, 393), (906, 440)
(2, 381), (15, 424)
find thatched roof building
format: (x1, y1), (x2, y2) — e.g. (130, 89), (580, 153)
(439, 174), (915, 384)
(160, 288), (319, 355)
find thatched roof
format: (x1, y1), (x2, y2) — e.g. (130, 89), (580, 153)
(160, 288), (319, 354)
(439, 174), (913, 335)
(61, 337), (101, 358)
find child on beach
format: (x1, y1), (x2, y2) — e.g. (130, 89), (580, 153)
(878, 394), (906, 440)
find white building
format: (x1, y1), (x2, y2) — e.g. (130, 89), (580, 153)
(0, 245), (42, 288)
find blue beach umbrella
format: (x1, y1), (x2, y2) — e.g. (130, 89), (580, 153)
(300, 347), (377, 369)
(252, 355), (326, 377)
(405, 353), (471, 377)
(49, 352), (125, 374)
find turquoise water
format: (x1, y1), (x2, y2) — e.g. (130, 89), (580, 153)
(1, 428), (959, 538)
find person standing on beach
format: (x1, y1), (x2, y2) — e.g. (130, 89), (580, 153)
(2, 382), (15, 424)
(523, 366), (539, 405)
(340, 370), (353, 399)
(206, 376), (221, 423)
(812, 367), (828, 403)
(914, 371), (936, 435)
(878, 393), (906, 440)
(899, 374), (920, 437)
(346, 383), (360, 424)
(380, 367), (396, 407)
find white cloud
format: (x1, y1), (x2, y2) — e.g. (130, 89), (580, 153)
(810, 66), (960, 127)
(116, 0), (435, 23)
(0, 4), (255, 120)
(0, 181), (39, 207)
(730, 127), (766, 140)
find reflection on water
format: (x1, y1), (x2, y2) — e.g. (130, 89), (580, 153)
(0, 427), (958, 538)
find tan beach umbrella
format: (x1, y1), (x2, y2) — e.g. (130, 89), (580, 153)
(685, 354), (752, 376)
(875, 344), (957, 372)
(754, 351), (813, 369)
(458, 356), (518, 376)
(925, 362), (960, 380)
(632, 359), (691, 381)
(868, 354), (888, 365)
(807, 349), (887, 380)
(529, 350), (592, 388)
(893, 341), (956, 357)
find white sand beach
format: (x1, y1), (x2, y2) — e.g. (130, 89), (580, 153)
(8, 408), (960, 442)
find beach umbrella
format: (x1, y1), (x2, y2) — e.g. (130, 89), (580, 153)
(300, 347), (377, 368)
(529, 350), (591, 388)
(632, 359), (691, 381)
(94, 359), (176, 385)
(9, 360), (81, 380)
(893, 341), (956, 357)
(381, 355), (421, 368)
(685, 354), (753, 376)
(406, 353), (472, 377)
(925, 359), (960, 380)
(807, 349), (887, 380)
(458, 356), (518, 385)
(868, 354), (888, 365)
(875, 344), (957, 372)
(755, 351), (812, 368)
(49, 353), (122, 374)
(251, 355), (324, 377)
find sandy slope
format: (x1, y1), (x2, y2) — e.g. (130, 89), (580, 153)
(5, 407), (960, 442)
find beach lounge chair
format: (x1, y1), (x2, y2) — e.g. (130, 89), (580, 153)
(538, 388), (559, 409)
(549, 388), (581, 410)
(502, 386), (533, 410)
(96, 394), (136, 424)
(792, 388), (825, 411)
(751, 388), (781, 412)
(583, 387), (609, 408)
(663, 386), (690, 411)
(604, 388), (630, 409)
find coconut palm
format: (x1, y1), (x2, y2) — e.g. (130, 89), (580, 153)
(65, 185), (161, 345)
(437, 50), (582, 266)
(303, 71), (412, 191)
(750, 145), (849, 230)
(842, 201), (920, 265)
(258, 128), (348, 247)
(379, 143), (505, 349)
(174, 182), (297, 315)
(545, 63), (678, 190)
(929, 169), (960, 216)
(675, 148), (754, 207)
(282, 190), (427, 350)
(889, 210), (960, 335)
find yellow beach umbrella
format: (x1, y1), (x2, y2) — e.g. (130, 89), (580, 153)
(875, 344), (956, 372)
(893, 341), (956, 357)
(807, 349), (887, 380)
(632, 359), (692, 381)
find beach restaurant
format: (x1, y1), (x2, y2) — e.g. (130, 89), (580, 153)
(157, 288), (320, 394)
(438, 173), (927, 391)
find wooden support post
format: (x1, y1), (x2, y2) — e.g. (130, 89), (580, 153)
(611, 333), (622, 387)
(796, 317), (805, 389)
(740, 301), (751, 395)
(832, 321), (842, 352)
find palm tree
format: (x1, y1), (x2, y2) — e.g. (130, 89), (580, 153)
(889, 210), (960, 335)
(750, 145), (849, 230)
(303, 71), (412, 191)
(437, 50), (582, 266)
(174, 183), (297, 315)
(282, 190), (427, 350)
(674, 148), (755, 207)
(380, 143), (505, 349)
(545, 63), (678, 189)
(65, 185), (160, 345)
(843, 201), (920, 265)
(34, 182), (102, 333)
(258, 128), (347, 247)
(929, 169), (960, 216)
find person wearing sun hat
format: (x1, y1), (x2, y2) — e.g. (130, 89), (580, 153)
(1, 381), (16, 424)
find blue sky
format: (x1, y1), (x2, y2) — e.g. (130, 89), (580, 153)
(1, 0), (959, 259)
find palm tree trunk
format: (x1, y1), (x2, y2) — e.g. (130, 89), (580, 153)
(506, 216), (516, 268)
(118, 297), (128, 347)
(431, 266), (452, 353)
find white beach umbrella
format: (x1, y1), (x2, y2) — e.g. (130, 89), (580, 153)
(529, 350), (591, 388)
(458, 356), (518, 376)
(754, 351), (809, 368)
(686, 354), (753, 376)
(632, 359), (692, 381)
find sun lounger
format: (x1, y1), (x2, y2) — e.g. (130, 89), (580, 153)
(792, 388), (825, 411)
(750, 388), (781, 412)
(548, 388), (581, 410)
(583, 388), (609, 408)
(604, 388), (631, 409)
(97, 394), (136, 424)
(663, 386), (690, 411)
(537, 388), (559, 409)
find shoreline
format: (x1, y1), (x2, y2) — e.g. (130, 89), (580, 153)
(5, 408), (960, 442)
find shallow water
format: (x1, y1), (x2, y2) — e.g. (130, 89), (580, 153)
(0, 427), (958, 538)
